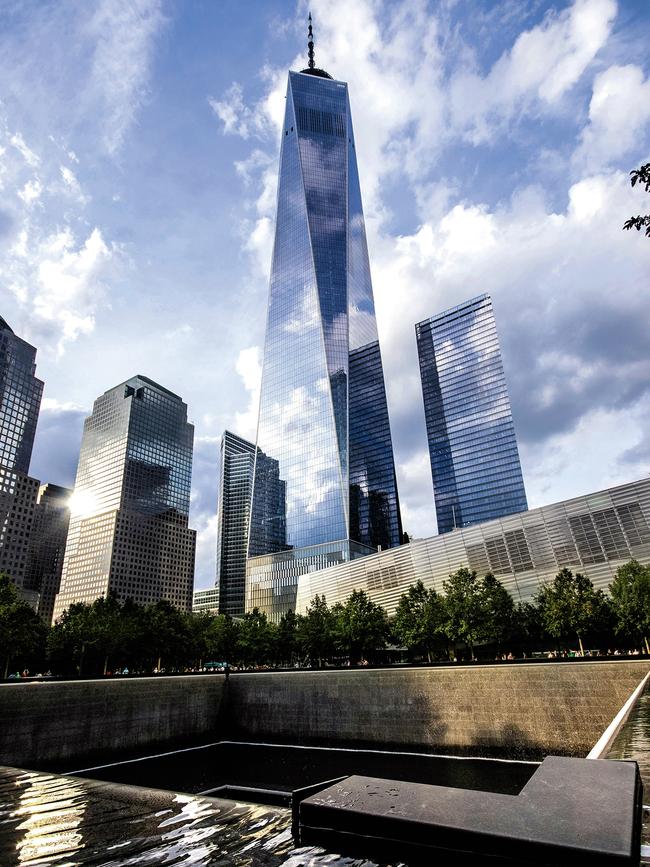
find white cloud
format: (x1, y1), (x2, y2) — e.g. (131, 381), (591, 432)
(28, 227), (113, 352)
(17, 178), (43, 204)
(10, 132), (40, 167)
(449, 0), (617, 143)
(234, 346), (262, 441)
(82, 0), (166, 154)
(209, 84), (253, 139)
(575, 64), (650, 169)
(193, 514), (219, 591)
(41, 397), (85, 412)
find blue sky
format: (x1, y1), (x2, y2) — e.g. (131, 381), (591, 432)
(1, 0), (649, 589)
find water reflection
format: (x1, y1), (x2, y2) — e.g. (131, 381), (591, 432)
(11, 771), (86, 864)
(606, 684), (650, 858)
(0, 766), (388, 867)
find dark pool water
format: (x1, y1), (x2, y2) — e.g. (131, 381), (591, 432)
(62, 740), (537, 801)
(606, 681), (650, 863)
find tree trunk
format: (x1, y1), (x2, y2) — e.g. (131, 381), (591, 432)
(644, 635), (649, 655)
(156, 655), (162, 672)
(3, 656), (9, 679)
(79, 643), (85, 677)
(578, 635), (585, 656)
(103, 655), (109, 676)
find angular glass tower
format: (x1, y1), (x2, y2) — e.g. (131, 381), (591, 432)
(416, 294), (528, 534)
(247, 50), (402, 619)
(0, 316), (43, 474)
(216, 430), (286, 616)
(53, 376), (196, 620)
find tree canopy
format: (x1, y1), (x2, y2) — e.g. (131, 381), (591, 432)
(609, 560), (650, 653)
(623, 163), (650, 237)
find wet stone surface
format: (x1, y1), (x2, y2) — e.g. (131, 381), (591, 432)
(0, 765), (376, 867)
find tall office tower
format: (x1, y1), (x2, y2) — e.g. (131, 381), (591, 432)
(246, 24), (402, 620)
(0, 316), (43, 474)
(217, 430), (286, 616)
(217, 431), (256, 615)
(24, 484), (71, 624)
(0, 467), (40, 600)
(53, 376), (196, 620)
(415, 294), (528, 534)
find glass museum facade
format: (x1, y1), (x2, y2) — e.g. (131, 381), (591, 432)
(53, 375), (196, 620)
(246, 67), (402, 620)
(416, 294), (528, 534)
(295, 476), (650, 616)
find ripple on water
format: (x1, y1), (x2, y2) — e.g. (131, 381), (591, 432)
(0, 766), (395, 867)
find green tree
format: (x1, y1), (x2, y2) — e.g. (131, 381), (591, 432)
(236, 608), (275, 665)
(48, 600), (98, 675)
(206, 613), (240, 662)
(333, 590), (389, 664)
(442, 567), (485, 659)
(623, 163), (650, 237)
(141, 599), (191, 671)
(537, 568), (608, 655)
(90, 594), (124, 674)
(187, 611), (215, 668)
(275, 610), (298, 665)
(296, 594), (336, 667)
(393, 580), (446, 661)
(479, 572), (515, 650)
(0, 574), (47, 677)
(609, 560), (650, 653)
(511, 600), (546, 648)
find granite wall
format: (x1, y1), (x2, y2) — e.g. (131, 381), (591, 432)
(0, 674), (226, 770)
(225, 661), (650, 758)
(1, 661), (647, 769)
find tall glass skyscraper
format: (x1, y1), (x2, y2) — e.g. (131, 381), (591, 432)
(416, 294), (528, 534)
(0, 316), (43, 474)
(53, 376), (196, 620)
(216, 430), (286, 616)
(247, 38), (402, 619)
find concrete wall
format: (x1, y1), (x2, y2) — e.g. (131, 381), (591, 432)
(226, 661), (650, 758)
(0, 675), (226, 770)
(1, 661), (648, 769)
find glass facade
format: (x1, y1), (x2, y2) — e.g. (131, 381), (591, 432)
(295, 477), (650, 616)
(248, 68), (401, 619)
(416, 294), (528, 534)
(216, 430), (286, 616)
(25, 483), (71, 625)
(0, 316), (43, 475)
(53, 375), (196, 620)
(192, 587), (220, 615)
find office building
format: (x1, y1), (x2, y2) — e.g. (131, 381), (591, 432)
(192, 587), (220, 615)
(295, 477), (650, 616)
(0, 467), (40, 601)
(416, 294), (528, 534)
(24, 484), (71, 624)
(216, 430), (286, 616)
(0, 316), (43, 475)
(246, 27), (402, 620)
(53, 376), (196, 620)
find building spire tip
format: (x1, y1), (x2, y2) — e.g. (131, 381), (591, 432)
(307, 11), (315, 69)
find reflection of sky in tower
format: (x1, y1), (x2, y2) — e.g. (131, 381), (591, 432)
(14, 772), (86, 864)
(437, 310), (511, 430)
(283, 283), (320, 334)
(264, 383), (343, 528)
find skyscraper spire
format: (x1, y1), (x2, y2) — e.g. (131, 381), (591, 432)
(307, 13), (315, 69)
(301, 13), (332, 79)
